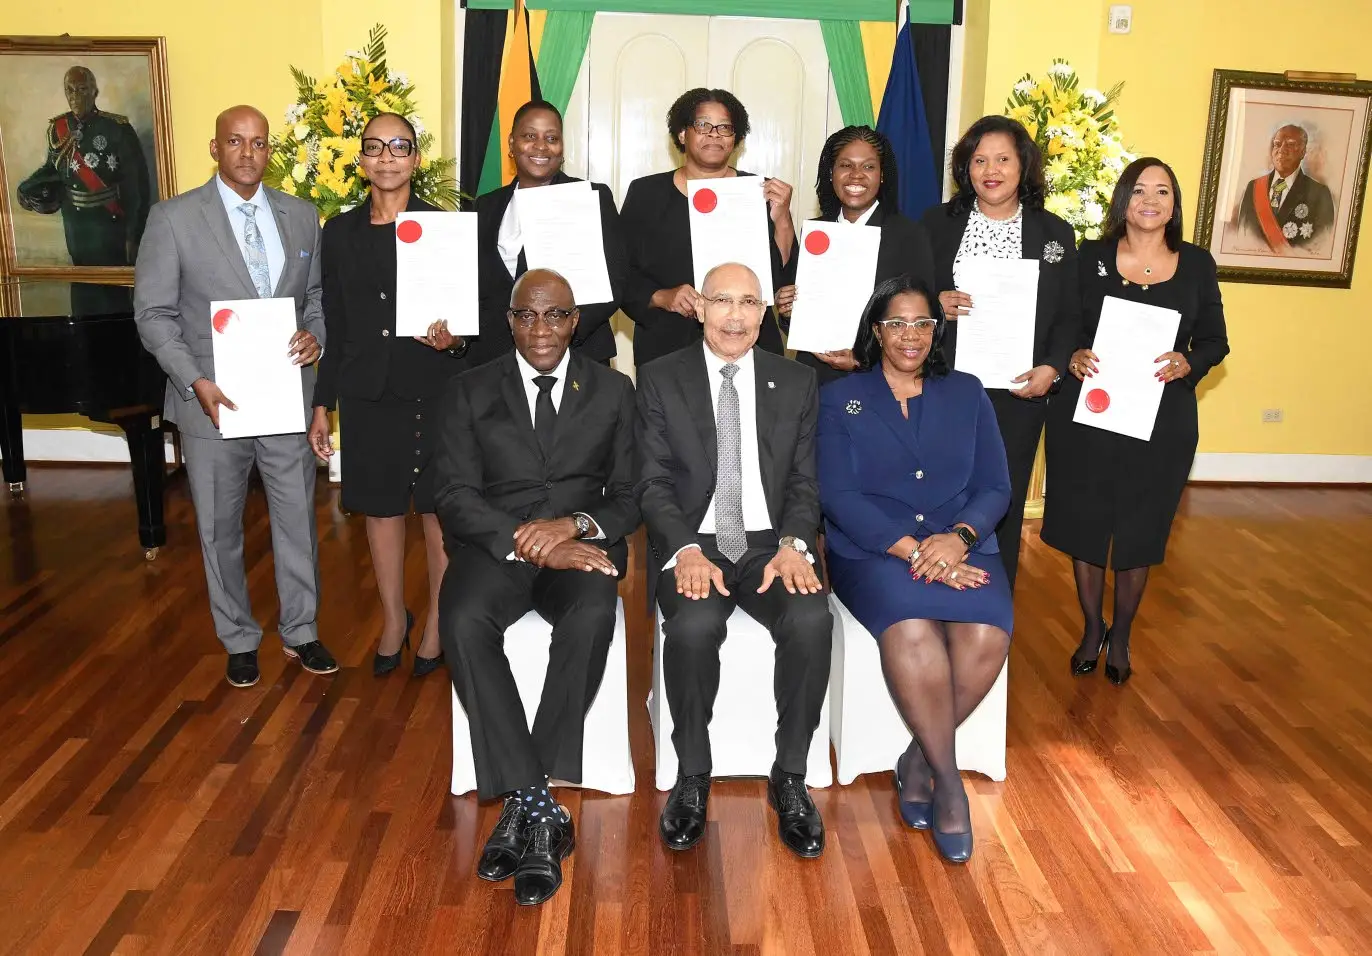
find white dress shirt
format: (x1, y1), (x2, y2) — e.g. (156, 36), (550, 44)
(698, 345), (772, 534)
(1269, 169), (1301, 210)
(215, 174), (285, 294)
(836, 199), (880, 226)
(498, 183), (523, 278)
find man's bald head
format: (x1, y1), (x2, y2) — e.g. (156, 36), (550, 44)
(701, 262), (762, 299)
(510, 267), (575, 311)
(1271, 123), (1309, 178)
(696, 261), (766, 362)
(63, 66), (98, 118)
(210, 105), (271, 198)
(509, 268), (579, 373)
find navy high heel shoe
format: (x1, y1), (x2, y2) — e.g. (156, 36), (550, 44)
(930, 786), (973, 864)
(892, 751), (932, 830)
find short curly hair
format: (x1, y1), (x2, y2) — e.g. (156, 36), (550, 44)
(666, 88), (750, 153)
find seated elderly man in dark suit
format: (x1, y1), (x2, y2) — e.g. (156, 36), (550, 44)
(636, 261), (833, 860)
(434, 268), (638, 906)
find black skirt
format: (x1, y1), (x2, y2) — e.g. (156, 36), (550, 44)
(339, 394), (438, 517)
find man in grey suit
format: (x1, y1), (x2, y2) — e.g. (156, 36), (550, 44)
(134, 105), (336, 688)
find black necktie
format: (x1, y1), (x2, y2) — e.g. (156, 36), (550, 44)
(533, 375), (557, 456)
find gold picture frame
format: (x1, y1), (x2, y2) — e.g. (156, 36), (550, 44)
(0, 35), (176, 287)
(1194, 68), (1372, 289)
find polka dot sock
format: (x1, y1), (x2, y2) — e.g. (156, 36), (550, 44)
(512, 776), (566, 824)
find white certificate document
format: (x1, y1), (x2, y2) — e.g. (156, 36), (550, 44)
(515, 181), (615, 305)
(687, 177), (774, 305)
(395, 211), (479, 336)
(952, 255), (1039, 390)
(785, 220), (882, 353)
(210, 298), (306, 440)
(1073, 296), (1182, 441)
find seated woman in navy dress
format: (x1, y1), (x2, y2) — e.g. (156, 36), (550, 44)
(817, 275), (1012, 864)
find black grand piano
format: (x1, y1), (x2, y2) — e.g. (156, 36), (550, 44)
(0, 279), (169, 559)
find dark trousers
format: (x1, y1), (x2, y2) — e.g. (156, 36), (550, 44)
(987, 390), (1047, 592)
(440, 545), (621, 801)
(656, 532), (833, 778)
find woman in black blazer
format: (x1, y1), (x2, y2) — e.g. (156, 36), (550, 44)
(921, 115), (1080, 592)
(471, 99), (625, 366)
(619, 87), (795, 368)
(309, 113), (469, 678)
(776, 125), (936, 387)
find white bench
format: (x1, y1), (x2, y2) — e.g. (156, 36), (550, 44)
(649, 606), (832, 791)
(828, 595), (1007, 785)
(450, 598), (634, 796)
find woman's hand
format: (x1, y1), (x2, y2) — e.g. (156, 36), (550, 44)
(942, 562), (989, 591)
(1010, 364), (1058, 399)
(762, 178), (794, 224)
(651, 284), (698, 317)
(775, 284), (797, 316)
(1155, 351), (1191, 383)
(1068, 348), (1099, 380)
(307, 406), (333, 463)
(413, 319), (456, 351)
(939, 289), (972, 319)
(813, 350), (859, 371)
(909, 532), (970, 583)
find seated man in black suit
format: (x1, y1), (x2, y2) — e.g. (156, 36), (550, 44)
(636, 261), (833, 860)
(434, 268), (639, 906)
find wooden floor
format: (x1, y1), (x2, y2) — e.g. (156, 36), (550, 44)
(1, 468), (1370, 955)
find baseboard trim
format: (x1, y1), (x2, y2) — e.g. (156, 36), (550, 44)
(18, 428), (177, 465)
(1189, 453), (1372, 484)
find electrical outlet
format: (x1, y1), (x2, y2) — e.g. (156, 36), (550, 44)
(1261, 408), (1283, 423)
(1108, 5), (1133, 33)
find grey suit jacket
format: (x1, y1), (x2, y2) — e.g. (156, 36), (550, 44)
(133, 174), (325, 439)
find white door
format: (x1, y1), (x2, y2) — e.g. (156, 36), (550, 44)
(563, 13), (841, 374)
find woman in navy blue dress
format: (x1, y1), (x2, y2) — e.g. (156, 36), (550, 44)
(818, 276), (1012, 864)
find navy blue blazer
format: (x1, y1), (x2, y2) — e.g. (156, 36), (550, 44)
(817, 368), (1011, 561)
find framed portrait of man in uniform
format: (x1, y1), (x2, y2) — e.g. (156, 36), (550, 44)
(0, 36), (175, 311)
(1195, 69), (1372, 289)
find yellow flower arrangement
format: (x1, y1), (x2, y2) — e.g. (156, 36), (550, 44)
(1005, 60), (1134, 243)
(264, 24), (461, 220)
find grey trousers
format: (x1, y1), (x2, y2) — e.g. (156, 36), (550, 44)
(181, 432), (321, 654)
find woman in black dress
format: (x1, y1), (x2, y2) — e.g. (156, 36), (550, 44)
(921, 115), (1080, 592)
(472, 99), (625, 366)
(775, 125), (936, 387)
(1042, 159), (1229, 685)
(309, 113), (469, 677)
(619, 87), (795, 367)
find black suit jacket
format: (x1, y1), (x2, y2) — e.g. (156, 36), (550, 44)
(921, 201), (1081, 383)
(1235, 170), (1336, 250)
(472, 172), (626, 366)
(315, 194), (469, 408)
(433, 349), (639, 565)
(634, 344), (820, 569)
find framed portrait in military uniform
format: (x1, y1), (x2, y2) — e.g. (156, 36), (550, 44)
(0, 36), (175, 311)
(1195, 69), (1372, 289)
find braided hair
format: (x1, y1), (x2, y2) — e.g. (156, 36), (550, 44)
(815, 125), (900, 221)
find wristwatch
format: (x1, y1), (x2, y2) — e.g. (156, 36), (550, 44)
(572, 513), (593, 538)
(447, 337), (469, 358)
(778, 536), (808, 555)
(953, 526), (978, 550)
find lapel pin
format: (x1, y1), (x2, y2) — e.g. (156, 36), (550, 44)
(767, 381), (775, 389)
(572, 380), (580, 391)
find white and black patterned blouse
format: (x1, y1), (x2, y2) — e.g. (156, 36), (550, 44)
(954, 200), (1023, 268)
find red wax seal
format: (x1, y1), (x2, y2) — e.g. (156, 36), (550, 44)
(692, 188), (718, 213)
(1085, 388), (1110, 413)
(212, 308), (236, 334)
(397, 219), (423, 243)
(804, 230), (831, 255)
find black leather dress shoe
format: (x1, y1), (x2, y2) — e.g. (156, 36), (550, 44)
(283, 640), (339, 675)
(514, 811), (575, 905)
(767, 766), (825, 859)
(226, 651), (259, 688)
(477, 796), (529, 882)
(659, 774), (711, 851)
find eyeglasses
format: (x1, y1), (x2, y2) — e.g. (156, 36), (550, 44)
(689, 119), (736, 138)
(877, 318), (938, 335)
(508, 307), (576, 329)
(702, 293), (765, 313)
(361, 137), (415, 158)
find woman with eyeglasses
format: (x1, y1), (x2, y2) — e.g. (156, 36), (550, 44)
(619, 87), (795, 367)
(470, 99), (626, 367)
(817, 275), (1012, 864)
(310, 112), (467, 678)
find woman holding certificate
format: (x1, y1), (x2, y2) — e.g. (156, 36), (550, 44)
(775, 125), (936, 387)
(1042, 159), (1229, 686)
(922, 116), (1080, 592)
(472, 100), (625, 366)
(619, 87), (794, 367)
(310, 112), (468, 678)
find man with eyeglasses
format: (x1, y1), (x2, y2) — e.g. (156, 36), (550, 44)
(433, 268), (639, 906)
(636, 262), (833, 860)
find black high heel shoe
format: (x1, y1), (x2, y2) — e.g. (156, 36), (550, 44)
(1105, 638), (1132, 686)
(373, 610), (414, 677)
(1070, 621), (1110, 676)
(413, 628), (444, 678)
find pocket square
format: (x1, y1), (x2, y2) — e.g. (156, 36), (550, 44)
(298, 249), (310, 258)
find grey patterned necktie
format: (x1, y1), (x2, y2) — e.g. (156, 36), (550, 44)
(237, 202), (272, 297)
(714, 362), (747, 563)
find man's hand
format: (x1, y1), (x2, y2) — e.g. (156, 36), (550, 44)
(513, 517), (579, 565)
(813, 349), (859, 371)
(541, 540), (617, 575)
(651, 284), (699, 318)
(414, 319), (457, 351)
(758, 547), (821, 595)
(307, 406), (333, 462)
(288, 329), (321, 366)
(674, 546), (730, 601)
(191, 378), (236, 430)
(1010, 364), (1058, 399)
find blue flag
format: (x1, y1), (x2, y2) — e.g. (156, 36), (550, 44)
(877, 6), (941, 220)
